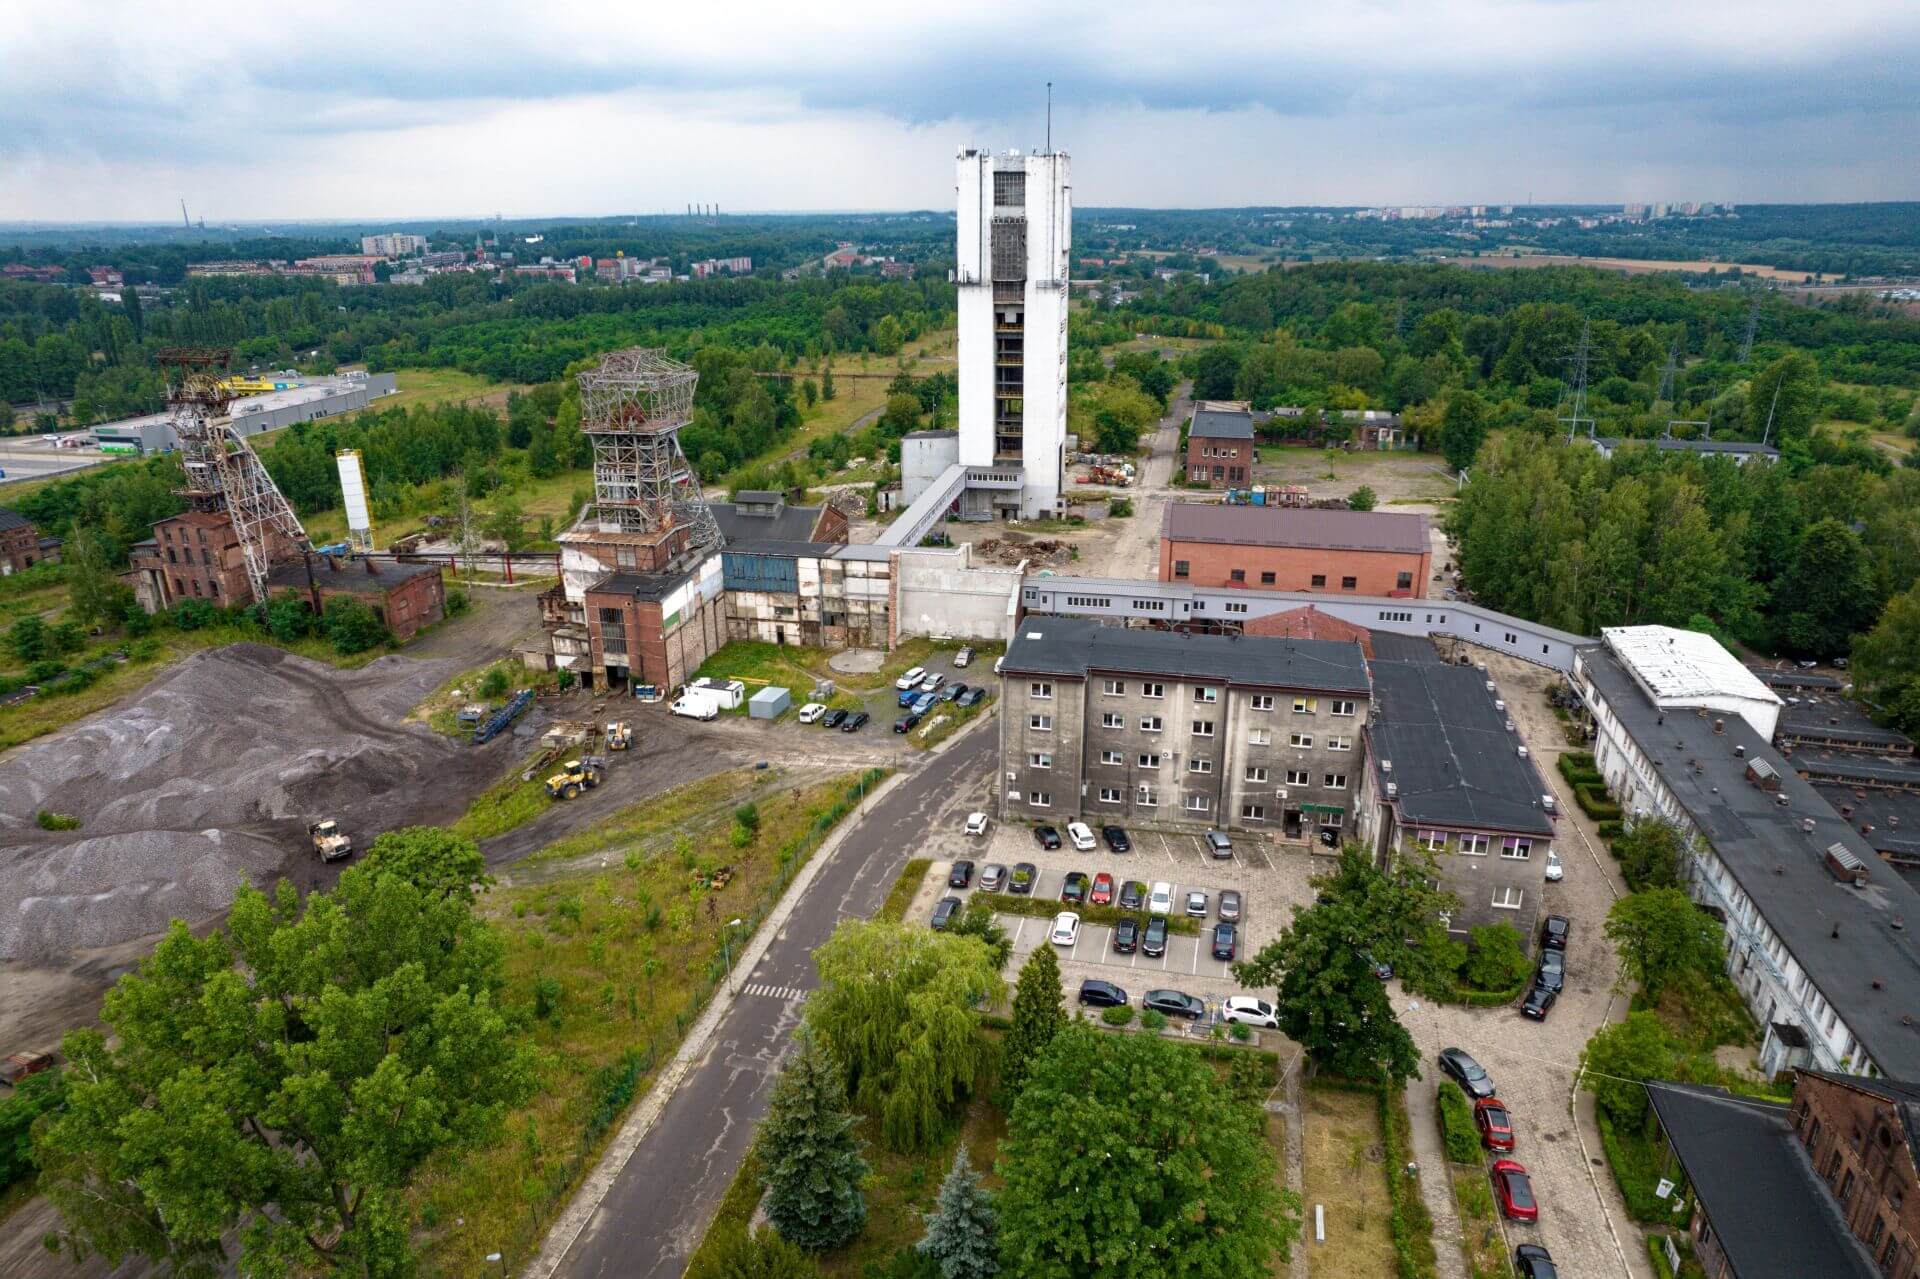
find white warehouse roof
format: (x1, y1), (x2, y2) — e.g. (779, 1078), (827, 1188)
(1602, 625), (1782, 739)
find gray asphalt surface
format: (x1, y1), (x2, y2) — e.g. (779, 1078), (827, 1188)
(552, 722), (995, 1279)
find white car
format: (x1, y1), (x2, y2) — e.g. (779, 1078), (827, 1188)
(1185, 890), (1209, 918)
(895, 666), (926, 690)
(965, 811), (990, 837)
(1049, 912), (1081, 947)
(954, 646), (974, 668)
(796, 702), (826, 724)
(919, 672), (945, 692)
(1220, 996), (1280, 1029)
(1066, 821), (1096, 852)
(1544, 849), (1564, 882)
(1148, 881), (1174, 916)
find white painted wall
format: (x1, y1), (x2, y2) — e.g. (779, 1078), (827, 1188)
(892, 546), (1021, 641)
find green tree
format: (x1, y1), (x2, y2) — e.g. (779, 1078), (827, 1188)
(701, 1228), (823, 1278)
(996, 1024), (1298, 1277)
(63, 525), (127, 628)
(1190, 345), (1243, 400)
(1775, 517), (1877, 657)
(947, 897), (1011, 970)
(801, 378), (818, 408)
(1744, 352), (1821, 447)
(918, 1144), (997, 1279)
(1851, 586), (1920, 733)
(1439, 390), (1491, 472)
(807, 919), (996, 1153)
(0, 1067), (65, 1190)
(759, 1028), (868, 1251)
(1603, 888), (1723, 1001)
(821, 366), (837, 401)
(881, 392), (922, 436)
(483, 496), (529, 551)
(34, 861), (537, 1278)
(1582, 1011), (1681, 1125)
(7, 615), (47, 664)
(1612, 816), (1688, 890)
(361, 826), (489, 904)
(1460, 924), (1530, 992)
(1346, 485), (1377, 512)
(999, 944), (1066, 1101)
(324, 597), (388, 654)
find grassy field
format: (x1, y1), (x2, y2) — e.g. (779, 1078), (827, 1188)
(1300, 1084), (1399, 1279)
(383, 367), (531, 413)
(691, 636), (978, 700)
(412, 766), (881, 1276)
(1450, 1164), (1515, 1279)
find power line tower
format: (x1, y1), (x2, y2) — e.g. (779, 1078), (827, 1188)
(576, 348), (722, 556)
(1655, 338), (1680, 407)
(161, 346), (310, 607)
(1558, 321), (1596, 443)
(1737, 295), (1761, 363)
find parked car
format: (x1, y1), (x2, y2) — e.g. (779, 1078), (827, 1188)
(957, 687), (986, 707)
(841, 711), (870, 732)
(1061, 872), (1090, 905)
(940, 682), (966, 702)
(954, 646), (974, 667)
(822, 709), (849, 729)
(1212, 922), (1237, 961)
(1474, 1099), (1516, 1152)
(1536, 949), (1565, 993)
(1118, 880), (1146, 911)
(1049, 912), (1081, 947)
(1067, 821), (1096, 851)
(931, 896), (961, 930)
(1102, 824), (1132, 853)
(1541, 914), (1571, 951)
(1112, 917), (1139, 953)
(1318, 826), (1340, 849)
(1143, 989), (1206, 1020)
(965, 812), (990, 837)
(993, 655), (1004, 673)
(1148, 881), (1174, 915)
(1543, 849), (1563, 882)
(897, 687), (921, 708)
(1090, 872), (1115, 905)
(1218, 889), (1243, 922)
(979, 863), (1007, 892)
(1521, 983), (1557, 1021)
(918, 672), (945, 692)
(910, 692), (937, 716)
(1438, 1048), (1496, 1099)
(1034, 825), (1062, 850)
(1010, 862), (1037, 894)
(948, 860), (975, 889)
(1077, 979), (1127, 1009)
(1489, 1160), (1538, 1221)
(1203, 830), (1233, 859)
(895, 666), (926, 690)
(894, 712), (921, 733)
(1142, 916), (1168, 958)
(1366, 953), (1395, 981)
(1220, 995), (1279, 1029)
(1514, 1244), (1558, 1279)
(1185, 890), (1209, 918)
(797, 702), (826, 723)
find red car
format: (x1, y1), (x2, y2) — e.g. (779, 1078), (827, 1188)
(1474, 1099), (1515, 1152)
(1090, 872), (1115, 906)
(1490, 1160), (1538, 1222)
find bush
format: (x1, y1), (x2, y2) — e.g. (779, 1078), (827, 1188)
(533, 975), (564, 1021)
(324, 597), (389, 655)
(1100, 1004), (1135, 1026)
(445, 588), (470, 616)
(1575, 783), (1623, 821)
(880, 859), (932, 922)
(169, 598), (217, 631)
(0, 1068), (65, 1190)
(35, 810), (81, 831)
(1109, 498), (1134, 518)
(1436, 1079), (1481, 1164)
(1598, 819), (1626, 841)
(478, 665), (511, 699)
(1599, 1110), (1675, 1223)
(1460, 924), (1531, 992)
(1140, 1009), (1167, 1031)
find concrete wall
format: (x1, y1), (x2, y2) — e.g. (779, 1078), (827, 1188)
(889, 545), (1021, 645)
(902, 432), (960, 505)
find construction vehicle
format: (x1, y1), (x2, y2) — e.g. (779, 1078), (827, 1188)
(545, 756), (606, 800)
(309, 819), (352, 862)
(606, 722), (632, 750)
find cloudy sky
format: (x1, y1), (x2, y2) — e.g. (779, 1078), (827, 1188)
(4, 1), (1918, 221)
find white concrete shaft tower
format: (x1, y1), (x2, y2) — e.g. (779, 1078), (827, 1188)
(955, 148), (1070, 518)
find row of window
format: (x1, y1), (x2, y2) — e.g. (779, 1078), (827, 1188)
(1414, 829), (1536, 859)
(1090, 681), (1357, 717)
(1796, 1108), (1911, 1277)
(1168, 563), (1414, 593)
(1067, 749), (1351, 788)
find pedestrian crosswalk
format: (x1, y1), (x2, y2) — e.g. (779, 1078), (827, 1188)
(740, 982), (807, 1002)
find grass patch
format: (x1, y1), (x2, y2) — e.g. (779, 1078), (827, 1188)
(1449, 1164), (1513, 1279)
(450, 760), (557, 843)
(411, 768), (881, 1275)
(384, 367), (529, 413)
(880, 858), (933, 922)
(1640, 981), (1756, 1053)
(908, 688), (995, 751)
(1300, 1083), (1400, 1279)
(972, 891), (1202, 935)
(34, 809), (81, 831)
(1599, 1110), (1681, 1224)
(411, 658), (552, 737)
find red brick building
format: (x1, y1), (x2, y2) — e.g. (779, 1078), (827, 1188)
(0, 509), (55, 575)
(1158, 503), (1431, 597)
(127, 511), (297, 610)
(1184, 401), (1255, 489)
(264, 556), (446, 642)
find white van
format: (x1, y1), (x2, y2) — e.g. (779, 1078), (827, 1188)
(670, 693), (719, 721)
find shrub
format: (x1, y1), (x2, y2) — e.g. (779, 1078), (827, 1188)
(325, 598), (389, 655)
(1460, 924), (1531, 993)
(478, 665), (511, 699)
(1140, 1009), (1167, 1031)
(1100, 1004), (1135, 1026)
(1575, 783), (1623, 821)
(1378, 1087), (1440, 1279)
(445, 588), (470, 616)
(1109, 498), (1134, 518)
(1229, 1021), (1251, 1041)
(1436, 1079), (1481, 1164)
(1598, 819), (1626, 841)
(533, 975), (564, 1020)
(35, 810), (81, 831)
(0, 1068), (65, 1190)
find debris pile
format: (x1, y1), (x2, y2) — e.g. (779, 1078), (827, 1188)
(972, 537), (1072, 567)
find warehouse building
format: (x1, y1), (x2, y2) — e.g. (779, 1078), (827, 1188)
(1159, 503), (1432, 598)
(90, 372), (398, 454)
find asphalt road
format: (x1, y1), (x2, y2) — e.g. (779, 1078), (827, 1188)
(552, 720), (996, 1279)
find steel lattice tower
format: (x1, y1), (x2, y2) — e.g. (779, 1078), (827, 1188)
(1558, 322), (1596, 442)
(576, 348), (721, 554)
(161, 347), (310, 606)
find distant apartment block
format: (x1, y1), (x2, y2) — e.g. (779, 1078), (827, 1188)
(691, 256), (752, 278)
(361, 233), (429, 258)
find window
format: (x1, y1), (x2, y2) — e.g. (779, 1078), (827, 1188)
(1867, 1218), (1885, 1250)
(1102, 678), (1126, 696)
(1028, 791), (1052, 808)
(1192, 720), (1215, 737)
(1416, 829), (1449, 852)
(1341, 576), (1357, 590)
(1501, 837), (1532, 860)
(1137, 784), (1158, 807)
(1250, 694), (1274, 711)
(1491, 886), (1524, 911)
(1328, 735), (1352, 752)
(1142, 682), (1165, 699)
(1324, 772), (1347, 789)
(1029, 681), (1053, 700)
(1138, 752), (1162, 768)
(1249, 728), (1272, 746)
(1029, 753), (1052, 771)
(1173, 560), (1190, 579)
(1286, 769), (1310, 786)
(1189, 757), (1213, 774)
(1311, 574), (1326, 588)
(1842, 1172), (1857, 1207)
(1185, 794), (1212, 812)
(1101, 750), (1123, 766)
(1098, 786), (1123, 804)
(1028, 714), (1052, 731)
(1242, 804), (1267, 821)
(1331, 700), (1356, 717)
(1260, 571), (1276, 585)
(1196, 686), (1219, 704)
(1229, 569), (1245, 583)
(1322, 812), (1343, 829)
(1102, 712), (1124, 729)
(1458, 833), (1490, 856)
(1289, 732), (1313, 749)
(1397, 571), (1413, 590)
(1246, 765), (1269, 783)
(1140, 716), (1163, 733)
(1293, 696), (1318, 714)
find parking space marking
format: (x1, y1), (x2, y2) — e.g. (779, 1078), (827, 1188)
(1157, 833), (1178, 865)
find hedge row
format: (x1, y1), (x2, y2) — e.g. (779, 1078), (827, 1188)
(1436, 1079), (1481, 1164)
(1597, 819), (1626, 841)
(1378, 1086), (1442, 1279)
(879, 858), (932, 922)
(1574, 783), (1622, 821)
(971, 891), (1202, 935)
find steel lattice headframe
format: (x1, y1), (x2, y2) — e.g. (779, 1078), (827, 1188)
(578, 347), (698, 435)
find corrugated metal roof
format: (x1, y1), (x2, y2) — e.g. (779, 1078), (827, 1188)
(1604, 625), (1781, 707)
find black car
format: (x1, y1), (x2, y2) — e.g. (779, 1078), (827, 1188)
(1142, 916), (1168, 958)
(1033, 825), (1062, 850)
(948, 860), (975, 889)
(1060, 871), (1089, 905)
(940, 682), (967, 702)
(1143, 989), (1206, 1020)
(1514, 1244), (1558, 1279)
(1521, 982), (1557, 1021)
(1112, 917), (1139, 954)
(1211, 922), (1237, 961)
(822, 708), (848, 729)
(841, 711), (870, 732)
(1536, 949), (1565, 993)
(930, 896), (961, 930)
(1438, 1047), (1496, 1099)
(1102, 824), (1132, 853)
(1541, 914), (1571, 952)
(893, 712), (920, 733)
(1009, 862), (1037, 895)
(1077, 979), (1128, 1009)
(1118, 880), (1146, 911)
(957, 687), (985, 707)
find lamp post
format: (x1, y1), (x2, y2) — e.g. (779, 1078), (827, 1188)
(721, 917), (744, 994)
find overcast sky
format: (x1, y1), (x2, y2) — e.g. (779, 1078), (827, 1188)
(4, 0), (1918, 222)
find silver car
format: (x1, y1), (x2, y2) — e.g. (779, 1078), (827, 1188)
(1203, 830), (1233, 859)
(1185, 890), (1209, 918)
(1218, 889), (1242, 922)
(979, 863), (1007, 892)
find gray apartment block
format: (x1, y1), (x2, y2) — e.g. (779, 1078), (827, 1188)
(997, 618), (1371, 835)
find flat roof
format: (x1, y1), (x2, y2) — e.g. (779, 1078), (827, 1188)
(1646, 1082), (1878, 1279)
(711, 500), (831, 548)
(1163, 503), (1429, 555)
(1604, 625), (1781, 708)
(1596, 436), (1781, 457)
(1000, 616), (1370, 695)
(1581, 645), (1920, 1071)
(586, 566), (698, 602)
(1189, 405), (1255, 440)
(1811, 784), (1920, 862)
(265, 557), (440, 595)
(1368, 652), (1555, 836)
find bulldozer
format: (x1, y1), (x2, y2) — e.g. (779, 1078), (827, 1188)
(309, 819), (352, 862)
(605, 721), (632, 751)
(545, 756), (606, 800)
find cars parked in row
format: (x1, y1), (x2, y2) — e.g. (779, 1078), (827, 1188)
(1148, 882), (1173, 915)
(948, 861), (974, 889)
(954, 646), (974, 667)
(1089, 872), (1114, 905)
(1514, 1244), (1558, 1278)
(1489, 1159), (1538, 1222)
(1142, 989), (1205, 1020)
(1034, 825), (1062, 851)
(797, 702), (826, 723)
(1102, 824), (1131, 852)
(1541, 914), (1571, 951)
(1118, 880), (1145, 911)
(1211, 922), (1237, 961)
(1009, 863), (1036, 894)
(895, 666), (925, 690)
(1142, 916), (1168, 957)
(979, 863), (1006, 892)
(931, 896), (961, 930)
(1184, 890), (1208, 918)
(1067, 821), (1096, 852)
(1077, 979), (1127, 1008)
(1203, 830), (1233, 859)
(894, 711), (921, 733)
(840, 711), (869, 733)
(1218, 889), (1242, 922)
(1060, 872), (1089, 905)
(1438, 1048), (1497, 1099)
(1474, 1099), (1515, 1152)
(1521, 983), (1557, 1020)
(822, 708), (848, 729)
(1112, 917), (1139, 953)
(1543, 850), (1563, 882)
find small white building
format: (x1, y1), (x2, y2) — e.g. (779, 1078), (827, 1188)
(1600, 625), (1781, 739)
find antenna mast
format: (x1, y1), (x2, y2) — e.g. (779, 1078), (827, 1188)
(1046, 82), (1052, 152)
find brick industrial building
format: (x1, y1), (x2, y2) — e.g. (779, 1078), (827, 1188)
(264, 556), (446, 642)
(1184, 401), (1255, 488)
(1158, 503), (1432, 597)
(0, 509), (57, 575)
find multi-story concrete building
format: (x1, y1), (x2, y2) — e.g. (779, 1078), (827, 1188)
(361, 233), (429, 258)
(1185, 401), (1255, 488)
(1159, 504), (1432, 598)
(956, 147), (1071, 519)
(997, 617), (1371, 836)
(127, 511), (298, 610)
